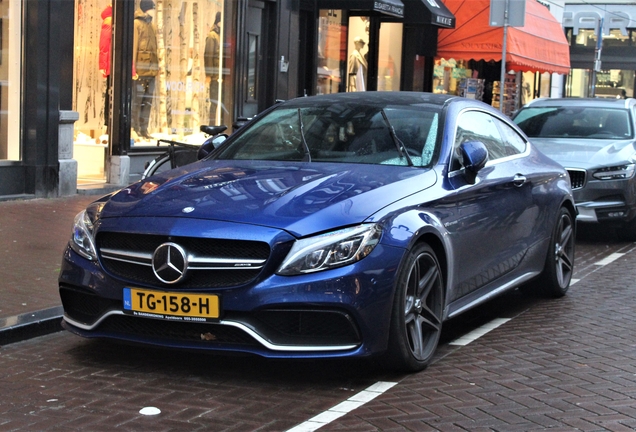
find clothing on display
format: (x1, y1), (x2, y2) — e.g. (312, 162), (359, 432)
(348, 36), (367, 92)
(132, 0), (158, 139)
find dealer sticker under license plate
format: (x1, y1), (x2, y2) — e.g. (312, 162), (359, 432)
(123, 287), (220, 322)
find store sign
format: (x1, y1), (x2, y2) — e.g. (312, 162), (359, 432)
(563, 5), (635, 36)
(373, 1), (404, 18)
(436, 15), (454, 27)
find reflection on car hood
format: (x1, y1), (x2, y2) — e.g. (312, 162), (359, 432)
(530, 137), (636, 168)
(101, 160), (437, 237)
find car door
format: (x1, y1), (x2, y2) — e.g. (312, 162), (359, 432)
(446, 109), (534, 303)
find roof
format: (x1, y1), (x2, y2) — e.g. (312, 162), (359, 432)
(436, 0), (571, 75)
(525, 98), (636, 109)
(285, 91), (457, 107)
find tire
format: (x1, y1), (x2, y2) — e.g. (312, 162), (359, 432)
(535, 207), (575, 297)
(618, 217), (636, 241)
(384, 243), (444, 372)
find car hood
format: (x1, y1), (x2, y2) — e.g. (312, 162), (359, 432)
(100, 160), (437, 237)
(529, 137), (636, 169)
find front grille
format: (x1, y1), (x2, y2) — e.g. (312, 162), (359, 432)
(97, 232), (271, 288)
(97, 314), (259, 346)
(567, 168), (586, 190)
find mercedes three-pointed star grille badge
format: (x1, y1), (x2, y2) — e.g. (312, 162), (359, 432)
(152, 242), (188, 284)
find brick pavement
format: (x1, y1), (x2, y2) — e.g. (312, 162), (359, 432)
(0, 195), (96, 320)
(324, 243), (636, 431)
(0, 195), (98, 343)
(2, 194), (636, 430)
(0, 235), (635, 430)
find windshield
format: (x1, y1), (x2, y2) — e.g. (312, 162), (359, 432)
(514, 107), (633, 140)
(215, 105), (440, 167)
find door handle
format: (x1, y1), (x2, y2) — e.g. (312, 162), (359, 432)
(513, 174), (527, 187)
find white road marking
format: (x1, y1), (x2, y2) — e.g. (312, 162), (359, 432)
(595, 252), (625, 266)
(288, 246), (636, 430)
(449, 317), (512, 346)
(285, 381), (397, 432)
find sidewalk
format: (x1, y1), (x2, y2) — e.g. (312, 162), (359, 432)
(0, 194), (103, 344)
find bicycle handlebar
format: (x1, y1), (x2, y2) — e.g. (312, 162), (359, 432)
(156, 139), (202, 149)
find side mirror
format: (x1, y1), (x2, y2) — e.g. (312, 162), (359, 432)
(459, 140), (488, 183)
(197, 134), (228, 160)
(460, 140), (488, 173)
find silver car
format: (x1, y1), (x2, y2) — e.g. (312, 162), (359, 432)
(513, 98), (636, 238)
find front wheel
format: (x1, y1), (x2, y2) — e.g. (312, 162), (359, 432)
(535, 206), (575, 297)
(384, 243), (444, 372)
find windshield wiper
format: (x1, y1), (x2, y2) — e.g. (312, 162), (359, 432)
(297, 108), (311, 162)
(381, 109), (413, 166)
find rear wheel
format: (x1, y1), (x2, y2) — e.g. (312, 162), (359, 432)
(385, 243), (444, 372)
(535, 207), (575, 297)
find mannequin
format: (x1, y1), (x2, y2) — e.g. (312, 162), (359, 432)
(348, 36), (367, 92)
(132, 0), (159, 139)
(204, 12), (222, 125)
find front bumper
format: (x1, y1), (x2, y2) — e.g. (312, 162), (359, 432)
(575, 200), (631, 223)
(573, 176), (636, 224)
(59, 242), (404, 359)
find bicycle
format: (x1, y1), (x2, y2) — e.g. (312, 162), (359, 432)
(142, 125), (228, 179)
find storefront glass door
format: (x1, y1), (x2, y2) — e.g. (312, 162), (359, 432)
(0, 1), (23, 162)
(377, 22), (402, 91)
(317, 9), (344, 94)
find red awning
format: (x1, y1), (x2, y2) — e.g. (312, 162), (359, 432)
(436, 0), (570, 75)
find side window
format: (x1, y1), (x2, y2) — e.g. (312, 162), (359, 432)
(453, 111), (506, 170)
(494, 117), (527, 155)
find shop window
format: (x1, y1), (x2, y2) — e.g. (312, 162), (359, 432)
(73, 0), (236, 174)
(129, 0), (235, 146)
(574, 29), (597, 48)
(602, 29), (633, 47)
(433, 58), (471, 95)
(0, 1), (22, 161)
(377, 22), (402, 92)
(567, 69), (590, 98)
(539, 73), (551, 98)
(317, 9), (344, 95)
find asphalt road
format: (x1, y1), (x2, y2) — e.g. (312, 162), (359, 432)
(1, 231), (635, 431)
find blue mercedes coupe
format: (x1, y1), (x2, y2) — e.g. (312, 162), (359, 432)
(59, 92), (575, 372)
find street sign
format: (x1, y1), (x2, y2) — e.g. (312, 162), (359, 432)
(490, 0), (526, 27)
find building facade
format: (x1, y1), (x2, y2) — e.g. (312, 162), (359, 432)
(563, 1), (636, 98)
(0, 0), (459, 199)
(0, 0), (573, 199)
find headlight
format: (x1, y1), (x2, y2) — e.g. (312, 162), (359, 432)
(277, 224), (382, 275)
(69, 202), (104, 261)
(592, 164), (636, 180)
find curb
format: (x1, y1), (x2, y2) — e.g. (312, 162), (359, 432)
(0, 307), (64, 346)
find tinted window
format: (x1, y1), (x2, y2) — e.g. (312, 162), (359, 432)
(514, 107), (633, 140)
(494, 117), (526, 154)
(454, 111), (510, 168)
(216, 105), (441, 167)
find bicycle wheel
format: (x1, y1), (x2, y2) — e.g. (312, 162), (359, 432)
(142, 149), (199, 179)
(142, 153), (172, 179)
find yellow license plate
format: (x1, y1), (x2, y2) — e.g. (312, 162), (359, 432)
(123, 287), (219, 321)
